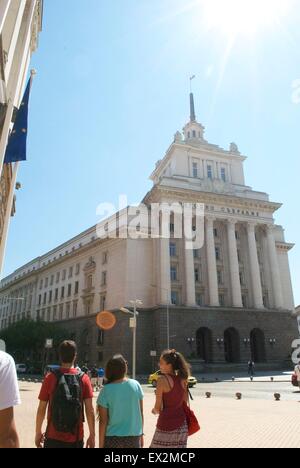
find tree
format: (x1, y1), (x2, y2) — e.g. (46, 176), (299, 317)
(0, 319), (71, 364)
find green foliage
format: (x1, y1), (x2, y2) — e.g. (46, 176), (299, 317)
(0, 319), (71, 362)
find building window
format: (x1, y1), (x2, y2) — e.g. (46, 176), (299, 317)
(53, 306), (57, 321)
(73, 301), (78, 318)
(263, 295), (269, 308)
(235, 231), (240, 240)
(207, 165), (213, 180)
(98, 330), (104, 346)
(56, 272), (60, 284)
(62, 270), (66, 281)
(100, 295), (106, 312)
(170, 266), (178, 282)
(170, 243), (177, 257)
(192, 130), (196, 138)
(101, 272), (107, 287)
(67, 284), (72, 297)
(66, 303), (71, 319)
(85, 302), (92, 316)
(192, 162), (198, 178)
(59, 304), (64, 320)
(50, 275), (54, 286)
(217, 270), (223, 285)
(239, 271), (245, 286)
(61, 287), (65, 299)
(55, 289), (59, 301)
(38, 295), (42, 306)
(170, 223), (175, 234)
(214, 228), (218, 238)
(45, 278), (49, 288)
(242, 295), (248, 308)
(39, 280), (43, 290)
(102, 252), (108, 265)
(196, 293), (204, 306)
(69, 267), (73, 279)
(75, 281), (79, 295)
(237, 249), (242, 263)
(215, 247), (221, 261)
(87, 275), (93, 289)
(47, 308), (51, 322)
(219, 294), (225, 307)
(75, 263), (80, 275)
(193, 249), (200, 259)
(171, 291), (179, 305)
(195, 268), (201, 283)
(43, 293), (47, 305)
(48, 291), (52, 304)
(221, 168), (226, 182)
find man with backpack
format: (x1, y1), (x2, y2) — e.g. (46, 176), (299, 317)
(35, 341), (95, 449)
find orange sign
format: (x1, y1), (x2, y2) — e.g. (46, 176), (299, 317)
(96, 311), (117, 331)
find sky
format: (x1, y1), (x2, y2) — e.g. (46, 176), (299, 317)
(3, 0), (300, 304)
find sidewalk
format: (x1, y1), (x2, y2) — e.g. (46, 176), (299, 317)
(15, 381), (300, 449)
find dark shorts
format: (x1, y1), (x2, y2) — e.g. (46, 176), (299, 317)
(44, 439), (84, 449)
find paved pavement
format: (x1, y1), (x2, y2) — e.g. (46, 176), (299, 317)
(15, 375), (300, 448)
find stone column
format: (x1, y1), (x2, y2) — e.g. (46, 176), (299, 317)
(205, 216), (220, 307)
(184, 239), (196, 306)
(160, 237), (171, 304)
(227, 219), (243, 308)
(247, 222), (264, 309)
(266, 225), (283, 309)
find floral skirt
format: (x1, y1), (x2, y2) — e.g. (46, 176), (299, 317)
(150, 421), (188, 449)
(105, 436), (141, 448)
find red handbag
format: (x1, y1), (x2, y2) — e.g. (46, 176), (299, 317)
(183, 401), (200, 436)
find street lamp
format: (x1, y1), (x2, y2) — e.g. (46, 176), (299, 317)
(151, 284), (170, 350)
(120, 299), (143, 380)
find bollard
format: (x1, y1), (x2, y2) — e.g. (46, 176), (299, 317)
(206, 392), (212, 399)
(236, 393), (242, 400)
(274, 393), (281, 401)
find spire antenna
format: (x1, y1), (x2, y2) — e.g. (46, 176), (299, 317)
(189, 75), (196, 122)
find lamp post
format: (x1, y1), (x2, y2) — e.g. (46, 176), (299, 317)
(120, 299), (143, 380)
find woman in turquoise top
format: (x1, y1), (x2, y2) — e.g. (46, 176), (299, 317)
(97, 355), (144, 448)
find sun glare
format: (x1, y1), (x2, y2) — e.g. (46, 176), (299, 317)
(198, 0), (293, 37)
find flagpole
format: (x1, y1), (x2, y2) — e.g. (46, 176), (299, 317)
(0, 0), (38, 179)
(0, 70), (36, 279)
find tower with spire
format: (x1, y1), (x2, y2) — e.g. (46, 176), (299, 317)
(182, 92), (205, 143)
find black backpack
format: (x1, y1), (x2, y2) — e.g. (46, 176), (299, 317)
(51, 370), (84, 435)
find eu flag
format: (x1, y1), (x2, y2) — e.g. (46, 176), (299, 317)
(4, 79), (31, 164)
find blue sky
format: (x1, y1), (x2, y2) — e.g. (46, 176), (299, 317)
(3, 0), (300, 304)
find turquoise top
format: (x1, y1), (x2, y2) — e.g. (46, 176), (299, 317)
(97, 379), (144, 437)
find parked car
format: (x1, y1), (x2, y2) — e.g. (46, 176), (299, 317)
(148, 370), (197, 388)
(292, 373), (298, 388)
(15, 364), (27, 374)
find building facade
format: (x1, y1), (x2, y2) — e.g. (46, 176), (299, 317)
(0, 0), (43, 274)
(0, 93), (297, 373)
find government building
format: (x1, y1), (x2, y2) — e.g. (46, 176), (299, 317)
(0, 0), (43, 274)
(0, 93), (297, 373)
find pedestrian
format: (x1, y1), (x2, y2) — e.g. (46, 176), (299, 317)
(0, 351), (20, 448)
(294, 361), (300, 390)
(91, 366), (98, 391)
(97, 367), (105, 389)
(97, 355), (144, 449)
(248, 360), (255, 377)
(150, 349), (190, 449)
(35, 340), (95, 449)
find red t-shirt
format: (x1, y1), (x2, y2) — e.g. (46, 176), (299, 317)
(39, 368), (93, 443)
